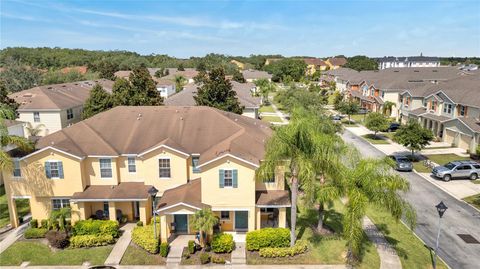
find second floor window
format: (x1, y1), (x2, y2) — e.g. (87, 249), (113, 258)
(459, 105), (466, 116)
(52, 199), (70, 210)
(99, 158), (112, 178)
(33, 112), (40, 122)
(431, 101), (437, 111)
(219, 169), (238, 188)
(13, 159), (21, 177)
(192, 156), (200, 173)
(45, 161), (64, 179)
(128, 157), (136, 173)
(443, 103), (452, 114)
(159, 158), (171, 178)
(67, 109), (74, 120)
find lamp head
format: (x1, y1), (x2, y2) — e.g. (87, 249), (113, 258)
(436, 201), (448, 218)
(148, 186), (159, 198)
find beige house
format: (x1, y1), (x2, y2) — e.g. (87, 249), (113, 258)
(8, 80), (114, 137)
(3, 106), (289, 243)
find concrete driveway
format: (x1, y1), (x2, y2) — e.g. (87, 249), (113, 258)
(341, 129), (480, 269)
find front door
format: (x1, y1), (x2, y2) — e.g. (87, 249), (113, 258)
(235, 211), (248, 230)
(174, 214), (188, 234)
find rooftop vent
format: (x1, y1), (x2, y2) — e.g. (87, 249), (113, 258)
(47, 87), (53, 89)
(414, 70), (419, 72)
(22, 93), (33, 98)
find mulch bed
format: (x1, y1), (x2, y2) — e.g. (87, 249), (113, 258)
(180, 247), (231, 265)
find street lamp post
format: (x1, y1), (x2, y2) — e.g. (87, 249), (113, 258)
(433, 201), (448, 269)
(148, 186), (159, 239)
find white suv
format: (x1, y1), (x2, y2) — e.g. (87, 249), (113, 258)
(432, 161), (480, 181)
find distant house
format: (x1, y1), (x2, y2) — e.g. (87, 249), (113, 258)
(9, 79), (114, 137)
(264, 58), (282, 66)
(377, 55), (440, 69)
(151, 68), (199, 84)
(114, 70), (177, 97)
(304, 58), (328, 75)
(230, 59), (246, 70)
(242, 69), (272, 82)
(165, 81), (261, 119)
(325, 57), (347, 70)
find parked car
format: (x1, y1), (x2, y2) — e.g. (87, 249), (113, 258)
(358, 108), (370, 114)
(432, 160), (480, 181)
(331, 115), (342, 123)
(384, 123), (401, 132)
(389, 155), (413, 172)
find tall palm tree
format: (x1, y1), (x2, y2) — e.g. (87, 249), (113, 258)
(340, 156), (416, 262)
(25, 122), (45, 137)
(257, 108), (319, 246)
(190, 208), (218, 248)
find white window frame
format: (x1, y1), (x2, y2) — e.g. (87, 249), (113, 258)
(159, 158), (171, 178)
(127, 157), (136, 173)
(46, 160), (61, 179)
(12, 158), (22, 178)
(99, 158), (113, 178)
(223, 169), (233, 188)
(33, 112), (40, 122)
(66, 108), (74, 120)
(52, 198), (70, 210)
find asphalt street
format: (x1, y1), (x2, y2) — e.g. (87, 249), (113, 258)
(342, 129), (480, 269)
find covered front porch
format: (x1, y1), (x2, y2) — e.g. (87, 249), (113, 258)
(255, 190), (290, 229)
(70, 182), (154, 225)
(420, 113), (449, 139)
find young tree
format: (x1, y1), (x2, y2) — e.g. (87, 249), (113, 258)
(194, 68), (243, 114)
(344, 55), (378, 71)
(190, 208), (218, 247)
(254, 78), (275, 102)
(82, 84), (113, 119)
(196, 61), (207, 72)
(0, 81), (19, 116)
(332, 92), (344, 110)
(127, 66), (163, 105)
(178, 63), (185, 71)
(174, 75), (187, 93)
(365, 112), (389, 138)
(338, 101), (359, 123)
(232, 69), (246, 83)
(90, 60), (118, 80)
(394, 120), (434, 159)
(25, 122), (45, 138)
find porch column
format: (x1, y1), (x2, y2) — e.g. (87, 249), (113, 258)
(139, 199), (152, 225)
(160, 215), (168, 243)
(248, 207), (256, 232)
(7, 197), (19, 228)
(278, 208), (287, 228)
(255, 208), (261, 229)
(70, 202), (86, 224)
(108, 202), (117, 221)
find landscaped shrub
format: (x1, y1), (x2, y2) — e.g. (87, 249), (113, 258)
(40, 219), (48, 229)
(246, 228), (290, 251)
(188, 240), (196, 254)
(211, 233), (234, 253)
(150, 216), (161, 225)
(476, 145), (480, 156)
(29, 219), (38, 228)
(136, 220), (143, 227)
(72, 219), (119, 237)
(131, 225), (159, 254)
(24, 228), (48, 239)
(200, 252), (210, 264)
(211, 256), (226, 264)
(46, 231), (69, 249)
(49, 219), (59, 230)
(160, 242), (169, 257)
(70, 234), (115, 248)
(259, 239), (308, 258)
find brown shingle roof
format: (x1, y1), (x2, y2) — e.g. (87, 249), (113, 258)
(35, 106), (272, 166)
(304, 58), (327, 66)
(10, 79), (114, 111)
(456, 117), (480, 133)
(256, 190), (291, 207)
(157, 178), (207, 210)
(328, 57), (347, 66)
(421, 74), (480, 108)
(421, 113), (450, 122)
(242, 69), (272, 80)
(3, 119), (24, 128)
(409, 107), (427, 116)
(71, 182), (152, 201)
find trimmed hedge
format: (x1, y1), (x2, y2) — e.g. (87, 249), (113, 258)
(160, 242), (169, 257)
(200, 252), (210, 264)
(24, 228), (48, 239)
(259, 239), (308, 258)
(40, 219), (48, 229)
(246, 228), (290, 251)
(72, 219), (119, 237)
(30, 219), (38, 228)
(132, 225), (159, 254)
(188, 240), (196, 254)
(211, 233), (235, 253)
(70, 234), (115, 248)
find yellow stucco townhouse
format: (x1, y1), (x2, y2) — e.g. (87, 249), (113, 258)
(3, 106), (290, 242)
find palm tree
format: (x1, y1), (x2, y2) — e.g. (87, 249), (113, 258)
(190, 208), (218, 248)
(340, 156), (416, 262)
(257, 108), (320, 246)
(25, 122), (45, 137)
(174, 75), (187, 93)
(50, 207), (71, 232)
(382, 101), (396, 116)
(1, 105), (33, 171)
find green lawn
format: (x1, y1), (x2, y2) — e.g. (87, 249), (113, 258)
(0, 241), (113, 266)
(472, 180), (480, 185)
(463, 194), (480, 210)
(0, 185), (30, 228)
(382, 132), (396, 141)
(261, 116), (283, 123)
(366, 205), (448, 269)
(350, 114), (367, 124)
(259, 105), (275, 113)
(120, 243), (165, 265)
(361, 134), (390, 144)
(413, 154), (472, 173)
(412, 161), (431, 173)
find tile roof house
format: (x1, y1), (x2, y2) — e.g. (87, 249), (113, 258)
(9, 79), (114, 137)
(3, 106), (290, 240)
(325, 57), (347, 70)
(304, 58), (328, 75)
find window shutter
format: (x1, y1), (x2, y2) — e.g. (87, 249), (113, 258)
(219, 169), (224, 188)
(58, 161), (64, 179)
(233, 169), (238, 188)
(45, 162), (51, 178)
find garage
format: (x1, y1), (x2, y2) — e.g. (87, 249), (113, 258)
(443, 129), (457, 146)
(458, 134), (472, 151)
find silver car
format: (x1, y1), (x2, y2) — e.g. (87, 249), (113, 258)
(432, 160), (480, 181)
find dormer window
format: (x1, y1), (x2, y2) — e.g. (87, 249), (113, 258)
(459, 105), (467, 116)
(443, 103), (452, 114)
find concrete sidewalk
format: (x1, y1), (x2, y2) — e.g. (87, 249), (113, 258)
(0, 265), (348, 269)
(417, 173), (480, 200)
(104, 223), (135, 265)
(0, 221), (29, 254)
(362, 217), (401, 269)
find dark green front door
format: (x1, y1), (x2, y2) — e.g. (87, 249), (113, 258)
(235, 211), (248, 230)
(174, 214), (188, 233)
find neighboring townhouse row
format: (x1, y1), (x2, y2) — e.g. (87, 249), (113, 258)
(376, 55), (440, 69)
(399, 74), (480, 152)
(304, 57), (348, 75)
(8, 79), (114, 137)
(242, 69), (272, 82)
(165, 81), (262, 119)
(2, 106), (289, 242)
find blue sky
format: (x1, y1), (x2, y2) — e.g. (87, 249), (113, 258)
(1, 0), (479, 58)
